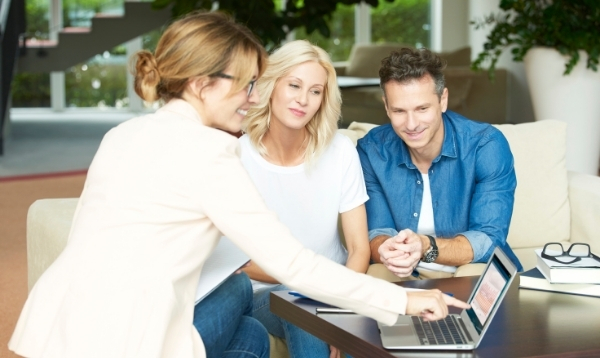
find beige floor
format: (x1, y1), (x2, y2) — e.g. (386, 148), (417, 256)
(0, 173), (87, 358)
(1, 110), (123, 357)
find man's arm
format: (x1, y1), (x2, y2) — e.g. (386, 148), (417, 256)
(461, 130), (516, 263)
(370, 232), (475, 266)
(419, 234), (473, 266)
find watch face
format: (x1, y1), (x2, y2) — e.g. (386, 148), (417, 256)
(423, 236), (438, 263)
(423, 248), (439, 263)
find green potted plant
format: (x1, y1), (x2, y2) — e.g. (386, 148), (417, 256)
(151, 0), (395, 49)
(471, 0), (600, 176)
(471, 0), (599, 77)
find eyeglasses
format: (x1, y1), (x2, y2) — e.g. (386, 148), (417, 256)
(212, 73), (256, 97)
(541, 242), (591, 264)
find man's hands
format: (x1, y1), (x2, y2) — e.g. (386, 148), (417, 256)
(377, 229), (427, 277)
(405, 290), (470, 321)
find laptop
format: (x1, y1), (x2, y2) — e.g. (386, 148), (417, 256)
(378, 247), (518, 350)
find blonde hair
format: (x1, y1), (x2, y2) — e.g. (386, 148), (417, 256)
(243, 40), (341, 167)
(131, 11), (268, 103)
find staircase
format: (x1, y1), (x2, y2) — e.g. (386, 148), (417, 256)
(1, 0), (26, 155)
(17, 2), (172, 73)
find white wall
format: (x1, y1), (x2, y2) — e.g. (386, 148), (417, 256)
(433, 0), (469, 52)
(468, 0), (535, 124)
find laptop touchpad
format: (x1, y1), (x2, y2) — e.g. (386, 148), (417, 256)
(380, 323), (420, 346)
(380, 324), (413, 336)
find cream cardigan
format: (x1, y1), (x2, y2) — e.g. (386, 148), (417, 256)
(9, 99), (407, 358)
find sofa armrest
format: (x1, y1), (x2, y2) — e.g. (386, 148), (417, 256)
(26, 198), (79, 291)
(568, 171), (600, 253)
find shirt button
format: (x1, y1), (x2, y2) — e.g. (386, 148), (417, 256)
(413, 213), (418, 217)
(417, 180), (421, 185)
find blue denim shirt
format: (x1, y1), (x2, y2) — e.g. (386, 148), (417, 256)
(357, 111), (523, 271)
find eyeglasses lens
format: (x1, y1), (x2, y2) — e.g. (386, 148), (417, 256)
(568, 244), (590, 257)
(543, 243), (564, 257)
(247, 81), (256, 97)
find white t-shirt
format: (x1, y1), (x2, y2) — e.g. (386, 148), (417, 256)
(238, 133), (369, 291)
(416, 173), (457, 274)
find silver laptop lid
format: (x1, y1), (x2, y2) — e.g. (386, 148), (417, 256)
(460, 247), (518, 346)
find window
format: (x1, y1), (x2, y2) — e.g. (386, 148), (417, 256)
(12, 1), (432, 110)
(372, 0), (430, 48)
(293, 3), (355, 62)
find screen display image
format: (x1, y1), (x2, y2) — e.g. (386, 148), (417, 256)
(470, 262), (506, 325)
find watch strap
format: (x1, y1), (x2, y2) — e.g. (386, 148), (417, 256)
(425, 235), (437, 250)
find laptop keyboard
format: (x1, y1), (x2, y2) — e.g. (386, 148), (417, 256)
(411, 315), (467, 345)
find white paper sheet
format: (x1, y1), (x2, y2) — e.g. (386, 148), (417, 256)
(195, 236), (250, 304)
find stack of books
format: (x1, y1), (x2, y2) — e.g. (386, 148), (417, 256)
(519, 248), (600, 298)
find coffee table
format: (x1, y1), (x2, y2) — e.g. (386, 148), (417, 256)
(270, 276), (600, 357)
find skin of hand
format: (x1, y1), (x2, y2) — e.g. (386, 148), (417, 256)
(405, 289), (471, 321)
(235, 261), (253, 275)
(378, 229), (424, 277)
(241, 261), (279, 283)
(329, 345), (341, 358)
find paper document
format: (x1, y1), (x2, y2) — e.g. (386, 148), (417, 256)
(195, 236), (250, 304)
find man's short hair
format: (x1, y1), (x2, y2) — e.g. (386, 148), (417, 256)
(379, 47), (446, 99)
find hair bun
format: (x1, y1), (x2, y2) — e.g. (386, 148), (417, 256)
(132, 50), (160, 102)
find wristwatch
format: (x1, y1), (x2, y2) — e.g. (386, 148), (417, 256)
(422, 235), (439, 263)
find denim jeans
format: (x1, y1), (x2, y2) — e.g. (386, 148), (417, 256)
(193, 273), (269, 358)
(252, 284), (333, 358)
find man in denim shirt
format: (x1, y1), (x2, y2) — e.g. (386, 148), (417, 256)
(357, 48), (522, 281)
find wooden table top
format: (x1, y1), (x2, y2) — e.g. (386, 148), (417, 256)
(270, 276), (600, 358)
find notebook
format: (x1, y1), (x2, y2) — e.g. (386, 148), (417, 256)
(378, 247), (518, 350)
(195, 236), (250, 304)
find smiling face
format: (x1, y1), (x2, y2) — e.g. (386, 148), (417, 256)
(200, 64), (260, 133)
(269, 61), (327, 131)
(383, 74), (448, 160)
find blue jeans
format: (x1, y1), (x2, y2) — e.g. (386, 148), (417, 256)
(253, 284), (331, 358)
(193, 273), (269, 358)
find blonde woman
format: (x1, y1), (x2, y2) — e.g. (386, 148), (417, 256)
(240, 40), (368, 358)
(10, 13), (468, 358)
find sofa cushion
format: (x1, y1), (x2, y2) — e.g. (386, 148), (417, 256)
(494, 120), (570, 250)
(27, 198), (79, 291)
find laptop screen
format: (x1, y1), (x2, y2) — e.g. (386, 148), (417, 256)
(466, 254), (512, 334)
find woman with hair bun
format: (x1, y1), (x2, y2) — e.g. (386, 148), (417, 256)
(9, 11), (469, 358)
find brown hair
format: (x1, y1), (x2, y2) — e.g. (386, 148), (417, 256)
(131, 11), (268, 103)
(379, 47), (446, 99)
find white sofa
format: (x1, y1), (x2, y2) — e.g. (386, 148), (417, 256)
(26, 119), (600, 358)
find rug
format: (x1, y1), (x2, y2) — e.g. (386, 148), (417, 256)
(0, 171), (86, 358)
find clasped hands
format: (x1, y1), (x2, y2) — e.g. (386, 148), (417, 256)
(378, 229), (425, 277)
